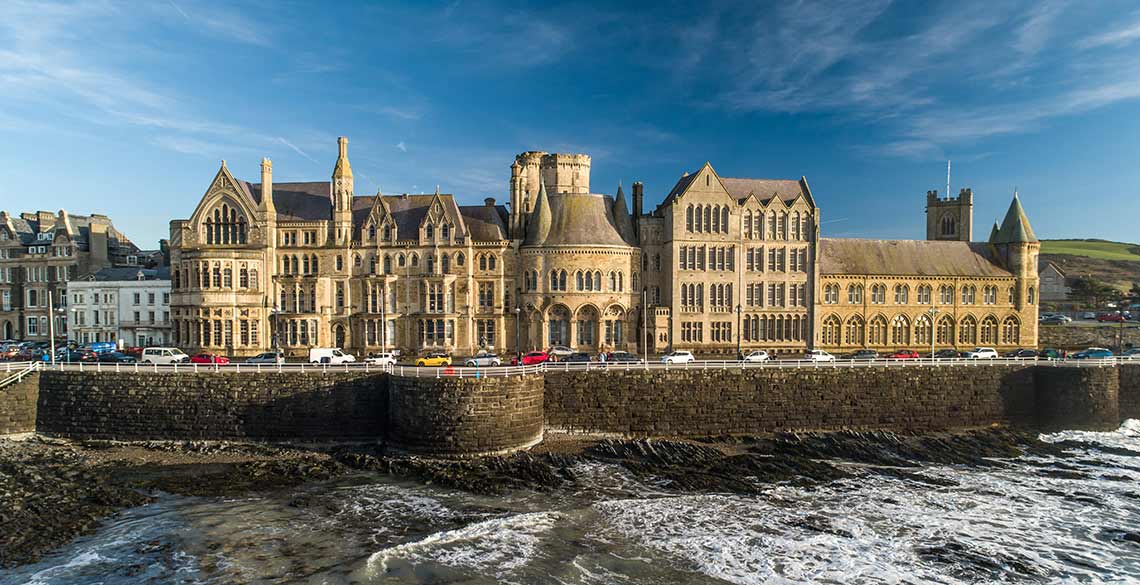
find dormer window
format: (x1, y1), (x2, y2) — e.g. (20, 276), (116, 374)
(442, 224), (450, 240)
(368, 225), (376, 241)
(383, 225), (392, 241)
(426, 225), (434, 240)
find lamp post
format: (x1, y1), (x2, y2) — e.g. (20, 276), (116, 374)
(735, 303), (742, 360)
(927, 305), (939, 357)
(642, 287), (649, 362)
(514, 303), (522, 364)
(48, 288), (57, 365)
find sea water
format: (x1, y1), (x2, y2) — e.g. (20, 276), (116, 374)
(6, 422), (1140, 584)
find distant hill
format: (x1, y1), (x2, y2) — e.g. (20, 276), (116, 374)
(1039, 239), (1140, 290)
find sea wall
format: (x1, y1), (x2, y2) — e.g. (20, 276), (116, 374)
(0, 372), (39, 435)
(1119, 363), (1140, 421)
(35, 371), (386, 441)
(544, 364), (1122, 436)
(1039, 324), (1140, 351)
(388, 373), (544, 456)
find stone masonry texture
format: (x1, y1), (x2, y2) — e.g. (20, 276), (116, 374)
(0, 372), (39, 435)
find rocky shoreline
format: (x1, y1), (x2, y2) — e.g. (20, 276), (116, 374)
(0, 427), (1084, 569)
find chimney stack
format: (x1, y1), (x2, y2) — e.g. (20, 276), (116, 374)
(632, 181), (644, 234)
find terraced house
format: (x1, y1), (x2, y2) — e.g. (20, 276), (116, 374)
(169, 137), (1038, 358)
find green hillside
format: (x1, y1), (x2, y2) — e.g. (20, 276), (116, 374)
(1039, 239), (1140, 262)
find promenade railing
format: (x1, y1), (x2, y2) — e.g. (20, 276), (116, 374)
(1, 355), (1126, 378)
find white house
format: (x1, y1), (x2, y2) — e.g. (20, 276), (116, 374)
(67, 267), (172, 347)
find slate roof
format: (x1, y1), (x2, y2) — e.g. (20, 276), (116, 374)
(819, 238), (1012, 277)
(659, 168), (812, 210)
(458, 204), (510, 242)
(0, 211), (136, 252)
(248, 182), (332, 222)
(86, 266), (171, 281)
(524, 192), (631, 247)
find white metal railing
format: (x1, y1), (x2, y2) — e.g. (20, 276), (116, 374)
(2, 355), (1130, 378)
(0, 361), (40, 389)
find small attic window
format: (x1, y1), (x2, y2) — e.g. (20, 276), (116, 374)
(706, 175), (710, 187)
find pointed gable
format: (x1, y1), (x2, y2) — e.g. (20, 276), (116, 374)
(189, 162), (260, 225)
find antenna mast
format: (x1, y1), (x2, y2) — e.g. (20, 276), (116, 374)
(945, 160), (951, 200)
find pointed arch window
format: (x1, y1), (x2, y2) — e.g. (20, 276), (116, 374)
(868, 315), (887, 345)
(958, 315), (978, 345)
(891, 314), (911, 345)
(442, 224), (450, 240)
(845, 315), (865, 346)
(426, 224), (434, 240)
(383, 225), (392, 241)
(721, 206), (729, 234)
(1001, 316), (1020, 345)
(821, 315), (841, 345)
(686, 205), (694, 232)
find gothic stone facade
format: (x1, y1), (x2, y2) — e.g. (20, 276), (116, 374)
(170, 137), (1039, 358)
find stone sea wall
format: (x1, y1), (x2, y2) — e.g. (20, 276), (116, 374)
(1119, 363), (1140, 421)
(0, 372), (39, 435)
(1039, 324), (1140, 350)
(544, 364), (1122, 435)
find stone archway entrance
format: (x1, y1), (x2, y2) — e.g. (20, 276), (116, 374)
(1, 321), (12, 340)
(334, 324), (346, 349)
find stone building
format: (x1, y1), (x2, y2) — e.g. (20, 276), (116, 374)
(0, 210), (139, 342)
(1038, 261), (1070, 303)
(170, 137), (1039, 358)
(66, 267), (172, 347)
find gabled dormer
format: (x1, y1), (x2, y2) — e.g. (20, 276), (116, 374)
(363, 192), (396, 244)
(187, 161), (260, 247)
(421, 188), (454, 245)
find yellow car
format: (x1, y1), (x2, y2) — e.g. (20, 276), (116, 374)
(415, 352), (452, 367)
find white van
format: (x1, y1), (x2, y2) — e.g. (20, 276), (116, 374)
(141, 347), (190, 364)
(309, 347), (356, 365)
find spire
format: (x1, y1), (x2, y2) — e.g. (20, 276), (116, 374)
(612, 183), (636, 244)
(988, 220), (1000, 243)
(994, 193), (1037, 243)
(523, 179), (551, 246)
(333, 136), (352, 179)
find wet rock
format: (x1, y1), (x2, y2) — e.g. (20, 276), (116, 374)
(1100, 528), (1140, 546)
(916, 539), (1048, 580)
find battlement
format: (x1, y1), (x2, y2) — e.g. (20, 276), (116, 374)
(511, 151), (592, 197)
(926, 187), (973, 204)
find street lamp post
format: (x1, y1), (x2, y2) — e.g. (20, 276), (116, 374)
(735, 304), (742, 360)
(928, 305), (939, 357)
(514, 303), (522, 364)
(48, 289), (57, 365)
(642, 287), (649, 362)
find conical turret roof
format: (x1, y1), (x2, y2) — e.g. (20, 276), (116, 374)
(612, 183), (636, 244)
(988, 220), (1000, 243)
(994, 194), (1037, 243)
(523, 179), (552, 246)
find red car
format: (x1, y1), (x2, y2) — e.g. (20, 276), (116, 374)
(1096, 313), (1127, 323)
(190, 353), (230, 365)
(887, 349), (921, 359)
(511, 351), (549, 366)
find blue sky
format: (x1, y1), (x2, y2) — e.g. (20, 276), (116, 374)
(3, 0), (1140, 247)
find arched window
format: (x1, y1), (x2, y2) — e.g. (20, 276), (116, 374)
(239, 266), (249, 288)
(687, 205), (694, 232)
(442, 224), (450, 240)
(441, 254), (450, 273)
(891, 314), (910, 345)
(917, 284), (932, 304)
(1002, 316), (1020, 345)
(821, 315), (841, 345)
(980, 315), (999, 344)
(576, 270), (585, 291)
(335, 255), (343, 272)
(410, 254), (418, 267)
(551, 270), (559, 290)
(383, 225), (392, 241)
(937, 315), (954, 345)
(250, 269), (258, 289)
(303, 255), (311, 275)
(1028, 286), (1036, 304)
(712, 205), (721, 233)
(368, 224), (376, 241)
(456, 252), (465, 266)
(915, 314), (932, 346)
(426, 224), (434, 240)
(958, 315), (978, 345)
(370, 255), (377, 274)
(489, 255), (497, 270)
(894, 284), (908, 304)
(848, 284), (864, 304)
(479, 255), (487, 270)
(941, 214), (956, 236)
(845, 315), (865, 346)
(593, 271), (601, 291)
(721, 207), (729, 234)
(384, 255), (392, 274)
(704, 206), (712, 233)
(868, 315), (887, 345)
(398, 254), (406, 268)
(559, 270), (567, 291)
(426, 255), (435, 274)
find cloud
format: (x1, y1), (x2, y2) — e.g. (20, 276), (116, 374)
(395, 141), (407, 152)
(277, 137), (319, 164)
(1078, 15), (1140, 49)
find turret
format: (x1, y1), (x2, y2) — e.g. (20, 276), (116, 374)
(925, 187), (973, 242)
(993, 193), (1040, 310)
(523, 179), (551, 247)
(613, 183), (636, 244)
(331, 136), (353, 245)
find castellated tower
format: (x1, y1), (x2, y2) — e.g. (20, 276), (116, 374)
(926, 188), (973, 242)
(509, 151), (592, 237)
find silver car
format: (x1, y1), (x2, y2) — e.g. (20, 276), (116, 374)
(245, 351), (285, 365)
(464, 353), (502, 367)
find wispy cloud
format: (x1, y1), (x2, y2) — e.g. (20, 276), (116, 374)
(278, 137), (319, 164)
(395, 141), (407, 152)
(1078, 14), (1140, 49)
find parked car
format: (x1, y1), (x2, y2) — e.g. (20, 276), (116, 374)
(1120, 348), (1140, 359)
(1003, 348), (1039, 358)
(564, 352), (593, 363)
(85, 341), (118, 355)
(46, 348), (96, 363)
(846, 349), (879, 360)
(190, 353), (230, 365)
(607, 351), (640, 363)
(964, 347), (999, 359)
(1072, 347), (1114, 359)
(661, 350), (695, 364)
(886, 349), (921, 359)
(463, 352), (502, 367)
(245, 351), (285, 365)
(742, 350), (771, 363)
(308, 347), (356, 365)
(804, 349), (836, 362)
(415, 352), (452, 367)
(547, 345), (574, 360)
(97, 351), (137, 364)
(931, 349), (961, 359)
(1041, 315), (1071, 325)
(1097, 313), (1127, 323)
(1038, 348), (1065, 359)
(363, 352), (398, 367)
(142, 347), (191, 364)
(512, 351), (549, 366)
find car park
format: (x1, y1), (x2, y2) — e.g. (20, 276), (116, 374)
(142, 347), (191, 364)
(964, 347), (999, 359)
(245, 351), (285, 365)
(1076, 344), (1112, 358)
(463, 352), (502, 367)
(512, 351), (549, 366)
(661, 350), (695, 364)
(190, 353), (230, 365)
(97, 351), (137, 363)
(804, 349), (836, 362)
(886, 349), (921, 359)
(742, 350), (771, 363)
(308, 347), (356, 365)
(415, 352), (452, 367)
(363, 352), (398, 367)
